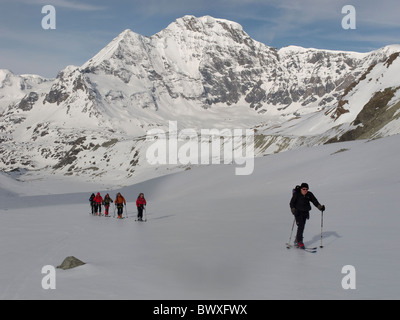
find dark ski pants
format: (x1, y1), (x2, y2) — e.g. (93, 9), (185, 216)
(94, 203), (101, 214)
(117, 205), (124, 216)
(295, 211), (309, 243)
(137, 206), (143, 219)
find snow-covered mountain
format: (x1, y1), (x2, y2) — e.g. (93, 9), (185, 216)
(1, 15), (400, 183)
(0, 69), (52, 114)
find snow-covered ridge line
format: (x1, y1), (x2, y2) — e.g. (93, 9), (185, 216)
(0, 15), (399, 184)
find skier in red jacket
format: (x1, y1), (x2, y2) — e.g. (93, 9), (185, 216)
(93, 192), (103, 216)
(136, 193), (147, 221)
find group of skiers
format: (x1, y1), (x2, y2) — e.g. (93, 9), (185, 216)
(89, 192), (147, 220)
(87, 182), (326, 248)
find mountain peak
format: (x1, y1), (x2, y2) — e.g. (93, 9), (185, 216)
(176, 15), (244, 31)
(81, 28), (145, 70)
(114, 28), (143, 42)
(159, 15), (248, 41)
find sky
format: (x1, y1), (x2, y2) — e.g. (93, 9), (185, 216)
(0, 0), (399, 78)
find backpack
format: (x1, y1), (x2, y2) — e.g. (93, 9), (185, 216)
(292, 185), (301, 195)
(103, 195), (112, 205)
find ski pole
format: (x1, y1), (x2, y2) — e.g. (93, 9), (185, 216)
(320, 210), (324, 248)
(144, 206), (147, 222)
(288, 217), (295, 246)
(125, 204), (128, 219)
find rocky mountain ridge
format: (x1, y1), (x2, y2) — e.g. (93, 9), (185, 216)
(1, 15), (400, 184)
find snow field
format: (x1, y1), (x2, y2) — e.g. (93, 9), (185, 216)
(1, 135), (400, 299)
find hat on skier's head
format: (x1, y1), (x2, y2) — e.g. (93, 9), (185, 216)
(300, 183), (309, 190)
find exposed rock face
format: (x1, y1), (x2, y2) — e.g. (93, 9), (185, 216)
(327, 86), (400, 143)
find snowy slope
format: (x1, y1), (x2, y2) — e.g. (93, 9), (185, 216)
(1, 134), (399, 299)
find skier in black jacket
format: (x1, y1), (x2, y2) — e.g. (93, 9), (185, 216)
(290, 183), (325, 248)
(89, 193), (95, 215)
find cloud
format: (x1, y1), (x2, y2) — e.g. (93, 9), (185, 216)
(356, 1), (400, 29)
(222, 0), (399, 49)
(0, 25), (111, 77)
(8, 0), (107, 11)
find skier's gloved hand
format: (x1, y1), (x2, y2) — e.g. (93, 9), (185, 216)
(291, 208), (296, 214)
(318, 204), (325, 211)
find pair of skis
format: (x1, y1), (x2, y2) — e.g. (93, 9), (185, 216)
(90, 213), (111, 217)
(112, 215), (146, 221)
(286, 243), (318, 253)
(286, 214), (324, 254)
